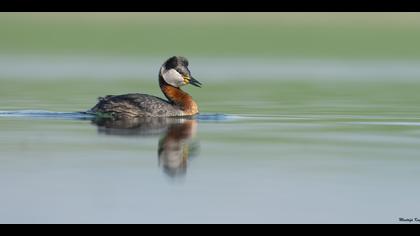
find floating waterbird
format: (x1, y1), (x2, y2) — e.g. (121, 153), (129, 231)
(89, 56), (201, 119)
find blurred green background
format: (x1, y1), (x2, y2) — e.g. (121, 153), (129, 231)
(1, 13), (420, 58)
(1, 13), (420, 115)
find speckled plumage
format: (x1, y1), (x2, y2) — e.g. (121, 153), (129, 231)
(89, 93), (185, 119)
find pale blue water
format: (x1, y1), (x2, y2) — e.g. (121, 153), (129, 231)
(1, 110), (420, 223)
(1, 55), (420, 223)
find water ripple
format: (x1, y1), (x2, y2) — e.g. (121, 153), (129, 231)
(0, 110), (95, 120)
(2, 110), (420, 126)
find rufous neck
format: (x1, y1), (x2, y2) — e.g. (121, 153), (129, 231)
(159, 77), (199, 116)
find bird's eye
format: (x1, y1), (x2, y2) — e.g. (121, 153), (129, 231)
(175, 69), (185, 76)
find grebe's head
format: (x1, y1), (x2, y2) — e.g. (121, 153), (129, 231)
(160, 56), (202, 88)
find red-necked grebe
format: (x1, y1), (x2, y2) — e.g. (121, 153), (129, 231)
(89, 56), (202, 119)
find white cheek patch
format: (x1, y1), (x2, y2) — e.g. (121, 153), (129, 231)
(161, 68), (185, 87)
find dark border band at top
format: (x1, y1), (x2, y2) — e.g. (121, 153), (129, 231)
(1, 0), (419, 12)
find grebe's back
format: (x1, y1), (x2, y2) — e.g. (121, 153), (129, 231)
(90, 93), (184, 119)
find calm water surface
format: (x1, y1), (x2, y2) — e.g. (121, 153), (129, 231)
(1, 59), (420, 223)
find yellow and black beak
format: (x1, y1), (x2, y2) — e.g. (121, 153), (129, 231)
(183, 76), (202, 88)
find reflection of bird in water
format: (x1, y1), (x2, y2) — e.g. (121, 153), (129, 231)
(157, 120), (198, 178)
(92, 117), (199, 178)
